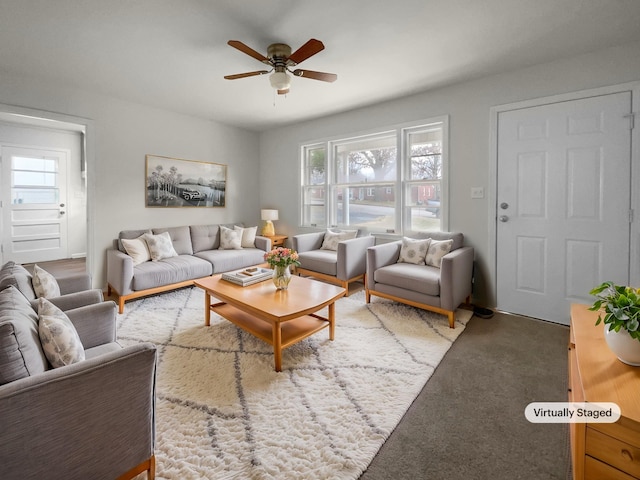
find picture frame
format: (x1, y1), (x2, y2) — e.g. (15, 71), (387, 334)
(145, 154), (226, 208)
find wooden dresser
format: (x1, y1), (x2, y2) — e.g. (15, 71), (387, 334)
(569, 304), (640, 480)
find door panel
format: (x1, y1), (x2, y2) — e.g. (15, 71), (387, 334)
(497, 92), (632, 324)
(1, 145), (68, 263)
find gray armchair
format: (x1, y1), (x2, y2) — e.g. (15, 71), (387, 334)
(292, 231), (375, 294)
(365, 232), (474, 328)
(0, 261), (103, 311)
(0, 285), (157, 480)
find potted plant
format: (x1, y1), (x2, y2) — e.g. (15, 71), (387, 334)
(264, 247), (301, 290)
(589, 281), (640, 366)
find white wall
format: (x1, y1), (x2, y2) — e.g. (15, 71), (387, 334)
(259, 41), (640, 307)
(0, 72), (260, 286)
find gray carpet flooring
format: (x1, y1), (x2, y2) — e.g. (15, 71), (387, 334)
(360, 310), (571, 480)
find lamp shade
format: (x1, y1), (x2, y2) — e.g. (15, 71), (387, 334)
(261, 209), (279, 221)
(269, 71), (291, 91)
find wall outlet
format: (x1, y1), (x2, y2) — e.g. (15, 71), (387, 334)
(471, 187), (485, 199)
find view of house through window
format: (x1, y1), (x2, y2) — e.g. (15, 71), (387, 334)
(301, 118), (447, 234)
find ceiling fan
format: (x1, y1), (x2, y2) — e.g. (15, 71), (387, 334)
(224, 39), (337, 95)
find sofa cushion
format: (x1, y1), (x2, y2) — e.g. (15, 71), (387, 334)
(194, 248), (266, 274)
(397, 237), (431, 265)
(411, 231), (464, 251)
(0, 285), (49, 385)
(153, 226), (194, 255)
(132, 255), (212, 291)
(298, 250), (338, 276)
(32, 264), (61, 298)
(374, 263), (441, 296)
(118, 229), (153, 253)
(0, 261), (36, 301)
(425, 239), (454, 268)
(190, 225), (220, 253)
(121, 236), (151, 265)
(84, 342), (122, 360)
(37, 297), (85, 368)
(234, 225), (257, 248)
(144, 232), (179, 261)
(219, 226), (242, 250)
(321, 229), (358, 251)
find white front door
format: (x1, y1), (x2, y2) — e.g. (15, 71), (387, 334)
(1, 145), (69, 263)
(496, 92), (632, 324)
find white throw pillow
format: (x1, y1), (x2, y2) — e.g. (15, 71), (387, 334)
(425, 239), (454, 268)
(37, 297), (85, 368)
(121, 235), (151, 265)
(143, 231), (178, 261)
(397, 237), (431, 265)
(219, 226), (242, 250)
(32, 264), (61, 298)
(320, 229), (358, 251)
(234, 225), (258, 248)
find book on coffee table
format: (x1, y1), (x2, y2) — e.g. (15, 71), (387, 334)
(221, 268), (272, 286)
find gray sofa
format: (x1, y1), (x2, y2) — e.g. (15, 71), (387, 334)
(366, 232), (474, 328)
(107, 224), (271, 313)
(0, 284), (157, 479)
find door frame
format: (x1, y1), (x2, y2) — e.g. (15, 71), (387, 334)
(0, 103), (95, 284)
(488, 82), (640, 311)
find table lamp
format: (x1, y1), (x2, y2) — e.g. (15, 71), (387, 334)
(261, 209), (278, 236)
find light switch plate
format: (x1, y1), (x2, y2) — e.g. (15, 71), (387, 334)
(471, 187), (484, 199)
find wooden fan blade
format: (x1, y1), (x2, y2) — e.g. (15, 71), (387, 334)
(227, 40), (270, 64)
(277, 88), (290, 95)
(288, 39), (325, 65)
(224, 70), (269, 80)
(292, 69), (337, 82)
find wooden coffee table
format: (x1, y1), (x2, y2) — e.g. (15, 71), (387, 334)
(194, 274), (346, 371)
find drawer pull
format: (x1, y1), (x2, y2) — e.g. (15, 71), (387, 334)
(621, 449), (633, 462)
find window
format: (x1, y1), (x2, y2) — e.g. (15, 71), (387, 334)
(301, 117), (447, 234)
(11, 155), (60, 204)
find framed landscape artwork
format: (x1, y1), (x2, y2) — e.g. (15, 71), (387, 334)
(145, 154), (226, 208)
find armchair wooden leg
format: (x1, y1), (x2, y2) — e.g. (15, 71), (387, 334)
(117, 455), (155, 480)
(365, 290), (371, 303)
(447, 311), (455, 329)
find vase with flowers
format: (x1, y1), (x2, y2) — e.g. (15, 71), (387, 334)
(264, 247), (301, 290)
(589, 281), (640, 366)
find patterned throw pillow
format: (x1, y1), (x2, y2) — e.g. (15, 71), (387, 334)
(320, 229), (358, 251)
(37, 297), (85, 368)
(397, 237), (431, 265)
(144, 232), (178, 262)
(234, 225), (258, 248)
(425, 239), (454, 268)
(219, 226), (242, 250)
(121, 235), (151, 265)
(32, 264), (61, 298)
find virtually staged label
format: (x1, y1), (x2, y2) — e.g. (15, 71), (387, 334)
(524, 402), (621, 423)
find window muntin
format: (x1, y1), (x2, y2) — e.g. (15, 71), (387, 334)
(11, 155), (60, 204)
(300, 118), (447, 234)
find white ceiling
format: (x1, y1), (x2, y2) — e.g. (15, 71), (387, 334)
(1, 0), (640, 132)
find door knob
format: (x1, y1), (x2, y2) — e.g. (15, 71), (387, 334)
(499, 215), (509, 222)
(59, 211), (66, 215)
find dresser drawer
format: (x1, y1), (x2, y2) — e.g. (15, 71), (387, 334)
(585, 456), (637, 480)
(586, 427), (640, 478)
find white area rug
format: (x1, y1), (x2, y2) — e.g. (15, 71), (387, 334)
(118, 286), (472, 480)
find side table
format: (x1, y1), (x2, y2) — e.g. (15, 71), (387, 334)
(265, 234), (287, 248)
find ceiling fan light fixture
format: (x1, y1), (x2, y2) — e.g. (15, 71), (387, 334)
(269, 71), (291, 91)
